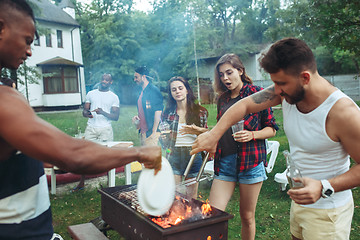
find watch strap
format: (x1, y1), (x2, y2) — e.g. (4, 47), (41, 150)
(321, 179), (334, 198)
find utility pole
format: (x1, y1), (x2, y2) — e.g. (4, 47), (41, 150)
(192, 8), (201, 105)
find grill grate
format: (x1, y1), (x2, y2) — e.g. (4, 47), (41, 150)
(110, 185), (146, 215)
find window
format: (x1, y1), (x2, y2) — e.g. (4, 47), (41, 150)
(46, 30), (52, 47)
(43, 66), (78, 94)
(33, 37), (40, 46)
(57, 30), (63, 48)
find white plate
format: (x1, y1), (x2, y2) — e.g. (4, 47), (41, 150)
(137, 157), (175, 216)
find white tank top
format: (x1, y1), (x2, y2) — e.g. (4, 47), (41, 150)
(175, 123), (197, 147)
(283, 89), (353, 209)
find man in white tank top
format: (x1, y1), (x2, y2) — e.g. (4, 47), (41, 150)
(192, 38), (360, 240)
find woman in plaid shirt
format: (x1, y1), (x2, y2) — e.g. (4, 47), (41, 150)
(209, 54), (278, 240)
(159, 76), (208, 199)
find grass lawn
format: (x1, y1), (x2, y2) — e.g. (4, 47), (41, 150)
(38, 105), (360, 239)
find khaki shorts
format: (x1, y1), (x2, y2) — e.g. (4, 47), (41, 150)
(290, 199), (354, 240)
(84, 125), (113, 142)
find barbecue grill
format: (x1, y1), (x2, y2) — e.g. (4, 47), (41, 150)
(98, 185), (233, 240)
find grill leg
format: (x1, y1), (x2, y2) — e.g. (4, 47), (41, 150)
(90, 216), (113, 236)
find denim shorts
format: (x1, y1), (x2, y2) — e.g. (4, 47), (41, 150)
(168, 147), (202, 178)
(214, 153), (267, 184)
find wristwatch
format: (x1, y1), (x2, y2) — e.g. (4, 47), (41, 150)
(321, 179), (334, 198)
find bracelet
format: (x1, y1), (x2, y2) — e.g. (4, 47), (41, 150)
(252, 132), (255, 141)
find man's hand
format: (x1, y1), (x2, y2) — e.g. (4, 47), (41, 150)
(84, 110), (93, 118)
(136, 146), (162, 174)
(287, 177), (322, 204)
(94, 108), (104, 115)
(191, 131), (217, 155)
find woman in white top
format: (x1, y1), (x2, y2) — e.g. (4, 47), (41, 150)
(160, 76), (208, 199)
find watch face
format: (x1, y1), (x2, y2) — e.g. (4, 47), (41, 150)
(325, 189), (333, 196)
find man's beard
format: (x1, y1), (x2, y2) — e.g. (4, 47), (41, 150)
(281, 85), (305, 104)
(135, 80), (143, 87)
(99, 83), (110, 91)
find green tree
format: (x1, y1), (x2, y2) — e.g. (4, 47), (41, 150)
(75, 0), (142, 103)
(1, 64), (41, 102)
(265, 0), (359, 74)
(74, 0), (359, 102)
(307, 0), (359, 73)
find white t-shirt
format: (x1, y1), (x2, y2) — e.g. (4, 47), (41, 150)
(86, 89), (120, 128)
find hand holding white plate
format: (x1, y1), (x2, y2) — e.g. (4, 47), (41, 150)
(137, 157), (175, 216)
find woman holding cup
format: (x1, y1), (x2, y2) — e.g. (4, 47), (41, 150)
(210, 53), (278, 240)
(159, 76), (208, 199)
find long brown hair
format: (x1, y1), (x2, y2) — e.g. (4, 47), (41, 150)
(213, 53), (253, 95)
(165, 76), (206, 126)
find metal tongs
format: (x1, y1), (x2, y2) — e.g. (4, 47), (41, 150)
(179, 152), (211, 187)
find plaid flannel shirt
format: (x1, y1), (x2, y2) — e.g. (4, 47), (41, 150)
(215, 83), (279, 174)
(160, 105), (208, 159)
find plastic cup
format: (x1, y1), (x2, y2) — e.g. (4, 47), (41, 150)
(231, 120), (244, 134)
(159, 121), (171, 139)
(159, 121), (170, 132)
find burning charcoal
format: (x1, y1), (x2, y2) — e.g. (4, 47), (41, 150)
(148, 195), (215, 227)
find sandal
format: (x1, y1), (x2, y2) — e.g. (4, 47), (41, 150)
(70, 186), (84, 192)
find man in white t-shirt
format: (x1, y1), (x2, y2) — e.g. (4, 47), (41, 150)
(73, 73), (120, 191)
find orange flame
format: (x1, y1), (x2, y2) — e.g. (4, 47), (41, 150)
(149, 197), (213, 228)
(207, 236), (212, 240)
(174, 216), (184, 225)
(201, 200), (212, 215)
(186, 205), (192, 214)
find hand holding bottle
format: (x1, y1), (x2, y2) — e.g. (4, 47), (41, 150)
(287, 177), (323, 204)
(283, 150), (304, 189)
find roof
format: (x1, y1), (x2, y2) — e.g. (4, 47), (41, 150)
(36, 56), (83, 67)
(57, 0), (75, 9)
(30, 0), (80, 27)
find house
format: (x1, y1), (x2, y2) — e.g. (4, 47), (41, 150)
(193, 53), (264, 83)
(19, 0), (86, 110)
(190, 50), (360, 102)
(188, 47), (274, 103)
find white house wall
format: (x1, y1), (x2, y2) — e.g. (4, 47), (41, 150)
(197, 61), (213, 80)
(43, 93), (82, 106)
(19, 21), (85, 107)
(194, 53), (264, 83)
(241, 55), (257, 80)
